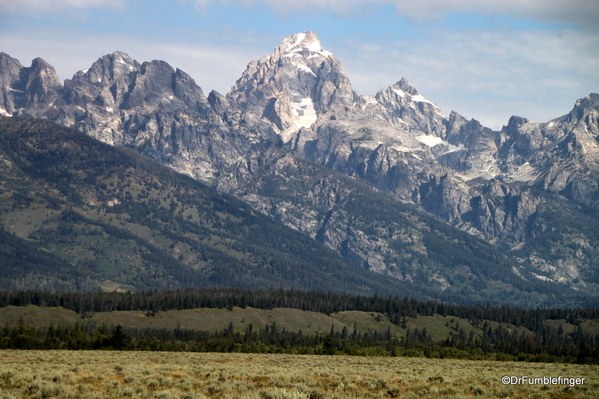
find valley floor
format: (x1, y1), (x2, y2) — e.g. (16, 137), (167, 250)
(0, 350), (596, 399)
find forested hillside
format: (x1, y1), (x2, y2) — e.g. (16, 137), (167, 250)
(0, 116), (416, 296)
(1, 289), (598, 363)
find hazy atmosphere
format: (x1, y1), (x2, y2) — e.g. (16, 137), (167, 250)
(1, 0), (597, 129)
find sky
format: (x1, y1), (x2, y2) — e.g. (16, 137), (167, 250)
(1, 0), (598, 130)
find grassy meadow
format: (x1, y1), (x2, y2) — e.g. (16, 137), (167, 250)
(4, 305), (598, 342)
(0, 350), (597, 399)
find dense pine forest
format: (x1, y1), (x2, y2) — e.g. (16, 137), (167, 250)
(1, 288), (597, 364)
(2, 288), (599, 325)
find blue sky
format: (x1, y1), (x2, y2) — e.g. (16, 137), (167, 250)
(1, 0), (598, 129)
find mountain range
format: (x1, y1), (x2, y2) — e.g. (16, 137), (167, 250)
(1, 31), (598, 306)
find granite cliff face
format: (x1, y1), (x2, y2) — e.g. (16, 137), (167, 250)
(0, 53), (61, 116)
(1, 32), (598, 300)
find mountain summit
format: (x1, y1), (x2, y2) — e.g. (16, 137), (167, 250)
(281, 31), (332, 57)
(228, 31), (357, 141)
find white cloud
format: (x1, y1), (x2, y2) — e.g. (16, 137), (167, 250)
(6, 0), (595, 27)
(0, 0), (124, 12)
(192, 0), (599, 27)
(390, 0), (599, 26)
(338, 28), (599, 128)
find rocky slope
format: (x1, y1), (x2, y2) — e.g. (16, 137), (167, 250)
(0, 31), (598, 302)
(219, 33), (599, 292)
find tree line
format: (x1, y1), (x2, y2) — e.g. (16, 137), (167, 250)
(1, 288), (598, 338)
(1, 316), (597, 364)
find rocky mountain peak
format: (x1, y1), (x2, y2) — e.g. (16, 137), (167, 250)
(505, 115), (530, 130)
(567, 93), (599, 126)
(23, 57), (62, 105)
(227, 31), (357, 142)
(371, 78), (446, 137)
(59, 52), (141, 115)
(394, 77), (419, 96)
(207, 88), (228, 108)
(279, 31), (331, 59)
(0, 52), (22, 73)
(574, 92), (599, 109)
(0, 53), (25, 115)
(378, 78), (440, 110)
(0, 54), (62, 116)
(119, 59), (210, 113)
(73, 51), (139, 87)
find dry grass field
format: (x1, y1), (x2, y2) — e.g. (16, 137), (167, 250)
(0, 350), (597, 398)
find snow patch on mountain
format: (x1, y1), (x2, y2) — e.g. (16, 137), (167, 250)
(291, 97), (317, 127)
(285, 32), (306, 51)
(417, 134), (465, 155)
(411, 94), (443, 115)
(283, 31), (332, 58)
(417, 135), (443, 147)
(393, 89), (405, 98)
(281, 97), (317, 142)
(296, 64), (316, 76)
(411, 94), (433, 104)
